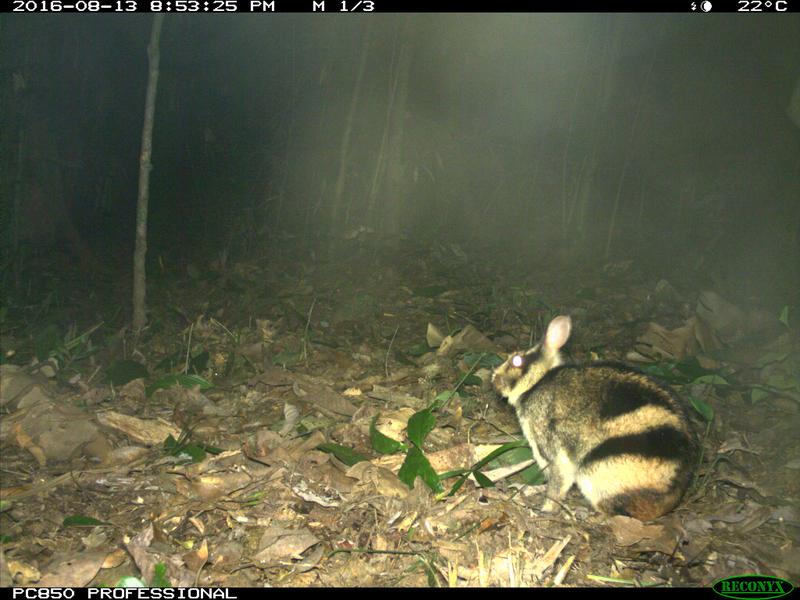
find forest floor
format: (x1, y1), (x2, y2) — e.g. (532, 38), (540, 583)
(1, 239), (798, 587)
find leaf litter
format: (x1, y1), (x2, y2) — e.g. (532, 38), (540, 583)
(1, 244), (798, 587)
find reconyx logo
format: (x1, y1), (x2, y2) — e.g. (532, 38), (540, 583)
(712, 575), (794, 600)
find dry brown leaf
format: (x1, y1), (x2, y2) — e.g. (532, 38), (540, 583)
(608, 515), (664, 546)
(425, 443), (482, 473)
(293, 544), (325, 573)
(101, 549), (128, 570)
(372, 443), (481, 475)
(186, 472), (251, 501)
(39, 551), (108, 587)
(171, 449), (274, 499)
(253, 526), (320, 565)
(437, 325), (499, 357)
(125, 523), (195, 587)
(346, 462), (410, 499)
(188, 516), (206, 535)
(210, 542), (244, 569)
(118, 378), (146, 403)
(181, 449), (248, 476)
(372, 408), (415, 440)
(12, 420), (46, 466)
(96, 410), (181, 446)
(696, 290), (746, 341)
(183, 539), (209, 573)
(0, 365), (52, 410)
(13, 402), (102, 465)
(291, 380), (357, 417)
(7, 559), (41, 585)
(366, 385), (425, 409)
(103, 445), (150, 466)
(237, 341), (267, 364)
(426, 322), (445, 348)
(692, 315), (722, 353)
(290, 479), (344, 508)
(476, 514), (508, 534)
(285, 430), (327, 461)
(250, 367), (293, 389)
(248, 429), (284, 460)
(531, 535), (571, 580)
(552, 555), (575, 586)
(607, 515), (683, 555)
(632, 321), (698, 361)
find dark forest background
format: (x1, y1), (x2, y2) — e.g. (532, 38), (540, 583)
(2, 14), (799, 310)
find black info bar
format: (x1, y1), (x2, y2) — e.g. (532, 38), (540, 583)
(7, 0), (787, 12)
(8, 590), (238, 600)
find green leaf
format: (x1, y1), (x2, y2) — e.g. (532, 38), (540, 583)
(0, 499), (12, 513)
(163, 435), (207, 463)
(639, 362), (682, 382)
(462, 353), (503, 369)
(674, 357), (714, 381)
(145, 373), (212, 397)
(518, 462), (546, 485)
(460, 373), (482, 387)
(317, 443), (369, 466)
(442, 473), (469, 496)
(150, 563), (171, 587)
(369, 415), (406, 455)
(430, 390), (459, 411)
(63, 515), (110, 527)
(482, 444), (533, 470)
(106, 359), (149, 386)
(179, 445), (206, 463)
(446, 475), (469, 496)
(471, 439), (529, 472)
(443, 441), (532, 497)
(398, 446), (442, 493)
(473, 471), (494, 488)
(407, 408), (436, 448)
(751, 386), (771, 404)
(439, 468), (471, 480)
(779, 306), (790, 328)
(691, 374), (730, 387)
(689, 396), (715, 422)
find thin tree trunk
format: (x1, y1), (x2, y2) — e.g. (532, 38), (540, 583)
(275, 21), (297, 234)
(367, 22), (401, 229)
(132, 14), (165, 331)
(330, 21), (371, 234)
(382, 17), (412, 236)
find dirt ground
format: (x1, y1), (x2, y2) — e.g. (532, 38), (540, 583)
(1, 242), (798, 587)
